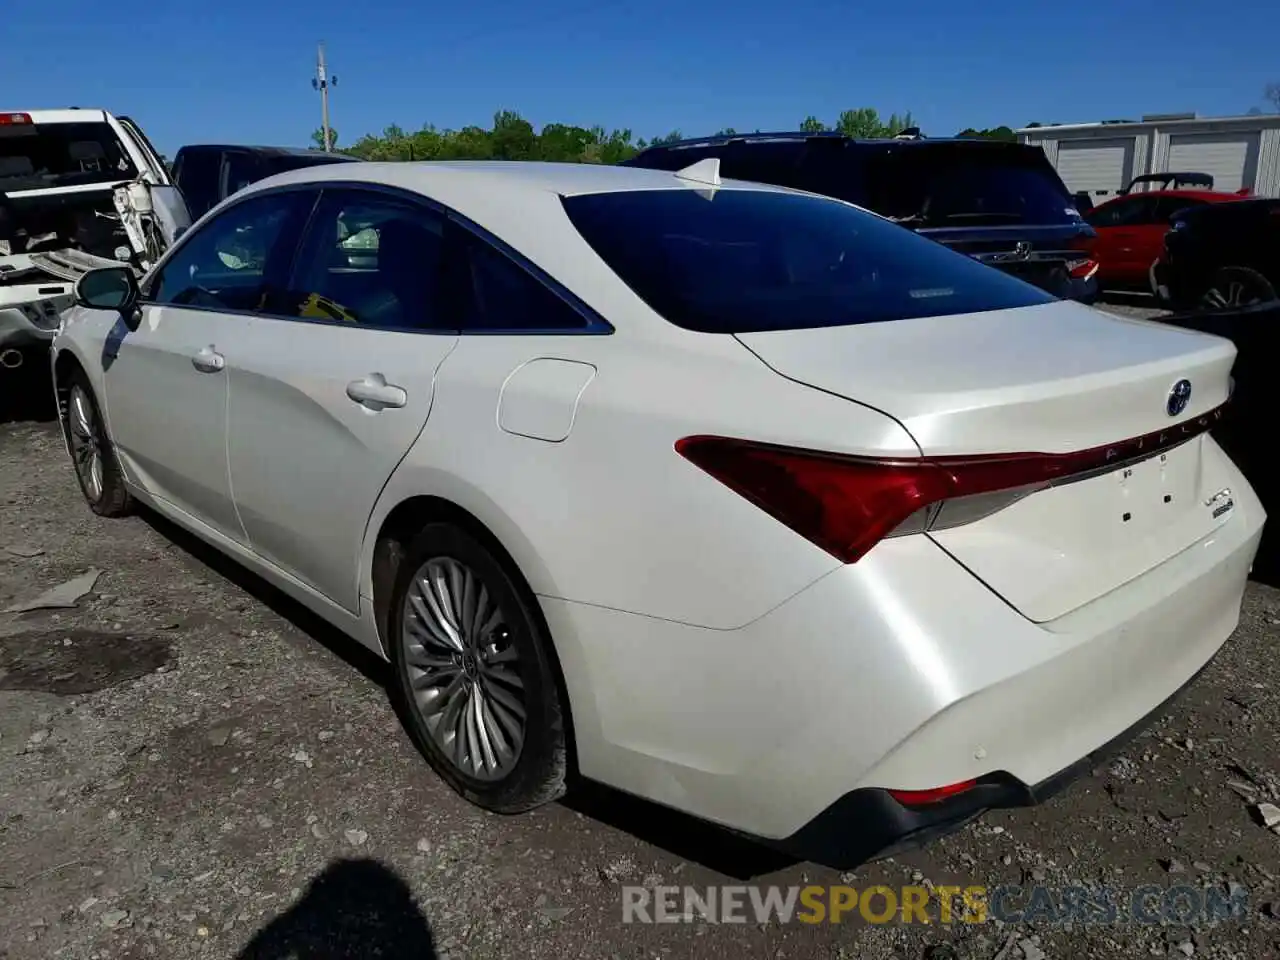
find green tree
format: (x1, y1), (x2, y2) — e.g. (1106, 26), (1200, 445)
(335, 106), (919, 164)
(1266, 82), (1280, 112)
(490, 110), (538, 160)
(310, 127), (339, 150)
(833, 108), (914, 138)
(956, 125), (1016, 141)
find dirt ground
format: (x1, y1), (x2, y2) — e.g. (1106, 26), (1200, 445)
(2, 303), (1279, 960)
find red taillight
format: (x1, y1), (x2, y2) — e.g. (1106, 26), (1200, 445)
(1066, 234), (1098, 280)
(0, 112), (32, 125)
(889, 780), (978, 807)
(676, 403), (1226, 564)
(1068, 258), (1099, 280)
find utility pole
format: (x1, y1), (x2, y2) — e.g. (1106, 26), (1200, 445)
(311, 43), (337, 152)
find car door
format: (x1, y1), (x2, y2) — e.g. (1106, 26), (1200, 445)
(102, 188), (314, 543)
(1087, 195), (1159, 283)
(223, 185), (459, 612)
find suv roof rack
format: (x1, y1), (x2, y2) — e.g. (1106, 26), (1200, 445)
(639, 129), (947, 153)
(642, 131), (848, 152)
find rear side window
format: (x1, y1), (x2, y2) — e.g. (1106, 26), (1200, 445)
(562, 189), (1056, 334)
(456, 231), (592, 332)
(864, 146), (1076, 227)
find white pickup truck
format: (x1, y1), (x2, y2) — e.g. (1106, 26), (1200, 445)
(0, 108), (187, 369)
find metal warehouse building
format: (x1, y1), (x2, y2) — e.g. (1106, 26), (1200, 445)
(1017, 113), (1280, 200)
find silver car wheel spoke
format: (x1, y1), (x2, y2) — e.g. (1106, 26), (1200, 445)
(68, 386), (103, 502)
(400, 556), (527, 781)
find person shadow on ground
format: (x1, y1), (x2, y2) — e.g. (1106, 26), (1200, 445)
(236, 857), (437, 959)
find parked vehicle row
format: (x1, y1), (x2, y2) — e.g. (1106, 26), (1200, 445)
(1, 109), (357, 366)
(623, 131), (1103, 303)
(48, 154), (1265, 867)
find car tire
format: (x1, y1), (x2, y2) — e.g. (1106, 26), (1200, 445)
(388, 521), (568, 814)
(64, 371), (133, 517)
(1199, 267), (1277, 310)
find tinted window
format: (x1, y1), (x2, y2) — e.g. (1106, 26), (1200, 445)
(627, 146), (711, 172)
(172, 149), (221, 219)
(864, 146), (1075, 226)
(149, 191), (310, 311)
(282, 190), (447, 330)
(457, 231), (591, 332)
(264, 154), (356, 177)
(0, 121), (138, 190)
(222, 151), (262, 199)
(721, 142), (804, 187)
(562, 189), (1055, 334)
(1153, 196), (1207, 222)
(1087, 196), (1159, 228)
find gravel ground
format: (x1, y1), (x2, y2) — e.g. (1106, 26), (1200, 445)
(3, 306), (1279, 960)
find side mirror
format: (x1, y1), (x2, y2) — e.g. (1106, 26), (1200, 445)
(75, 266), (141, 330)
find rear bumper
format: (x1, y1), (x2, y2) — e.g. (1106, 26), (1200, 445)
(773, 655), (1213, 868)
(0, 287), (69, 349)
(0, 306), (58, 349)
(541, 446), (1263, 861)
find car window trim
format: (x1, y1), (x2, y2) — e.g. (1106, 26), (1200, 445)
(267, 184), (458, 335)
(139, 179), (612, 336)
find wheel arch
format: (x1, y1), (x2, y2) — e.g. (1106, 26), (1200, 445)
(366, 490), (580, 777)
(52, 347), (90, 448)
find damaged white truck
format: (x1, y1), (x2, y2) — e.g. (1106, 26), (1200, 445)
(0, 109), (189, 370)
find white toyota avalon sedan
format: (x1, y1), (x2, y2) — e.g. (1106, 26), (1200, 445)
(49, 159), (1264, 867)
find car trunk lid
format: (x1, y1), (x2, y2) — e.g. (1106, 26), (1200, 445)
(735, 300), (1238, 622)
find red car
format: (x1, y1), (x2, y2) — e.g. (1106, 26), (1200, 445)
(1085, 189), (1244, 291)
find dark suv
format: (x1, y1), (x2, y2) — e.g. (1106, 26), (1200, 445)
(170, 144), (360, 221)
(623, 132), (1099, 302)
(1155, 197), (1280, 311)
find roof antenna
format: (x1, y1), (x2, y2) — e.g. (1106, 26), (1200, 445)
(674, 157), (721, 187)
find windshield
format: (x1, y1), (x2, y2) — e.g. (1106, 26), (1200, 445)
(0, 121), (139, 191)
(562, 188), (1056, 334)
(863, 148), (1076, 227)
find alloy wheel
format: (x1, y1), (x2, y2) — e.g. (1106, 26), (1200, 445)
(68, 385), (104, 503)
(1201, 280), (1262, 309)
(399, 557), (527, 781)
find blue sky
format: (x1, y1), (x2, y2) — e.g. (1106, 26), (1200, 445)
(7, 0), (1278, 154)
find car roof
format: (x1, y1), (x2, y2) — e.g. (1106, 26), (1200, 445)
(223, 160), (821, 343)
(244, 159), (804, 199)
(177, 144), (361, 161)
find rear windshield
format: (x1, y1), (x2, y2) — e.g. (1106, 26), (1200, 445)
(863, 147), (1077, 227)
(0, 121), (139, 191)
(562, 188), (1056, 333)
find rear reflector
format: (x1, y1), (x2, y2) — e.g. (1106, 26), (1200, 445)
(0, 112), (32, 125)
(1068, 258), (1099, 280)
(677, 402), (1226, 563)
(888, 780), (978, 806)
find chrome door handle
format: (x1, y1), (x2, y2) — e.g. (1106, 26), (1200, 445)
(192, 346), (225, 373)
(346, 373), (407, 409)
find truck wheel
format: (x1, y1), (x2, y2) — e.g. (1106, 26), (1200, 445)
(1199, 267), (1277, 310)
